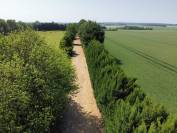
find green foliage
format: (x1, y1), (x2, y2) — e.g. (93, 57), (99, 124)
(60, 32), (74, 56)
(33, 21), (66, 31)
(60, 23), (78, 56)
(78, 20), (105, 45)
(160, 115), (177, 133)
(66, 23), (78, 38)
(84, 40), (177, 133)
(0, 19), (8, 34)
(0, 19), (30, 35)
(78, 19), (87, 26)
(135, 122), (147, 133)
(0, 30), (75, 132)
(121, 26), (153, 30)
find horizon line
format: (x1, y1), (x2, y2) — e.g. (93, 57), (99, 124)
(1, 18), (177, 25)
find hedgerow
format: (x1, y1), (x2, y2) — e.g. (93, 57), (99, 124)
(0, 30), (76, 132)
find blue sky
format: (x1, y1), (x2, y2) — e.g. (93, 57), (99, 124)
(0, 0), (177, 23)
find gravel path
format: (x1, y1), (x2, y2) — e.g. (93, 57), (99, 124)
(60, 37), (103, 133)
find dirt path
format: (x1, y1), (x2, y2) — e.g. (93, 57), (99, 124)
(60, 37), (103, 133)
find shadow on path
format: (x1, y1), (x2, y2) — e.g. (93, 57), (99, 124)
(52, 98), (103, 133)
(71, 50), (79, 57)
(73, 43), (82, 46)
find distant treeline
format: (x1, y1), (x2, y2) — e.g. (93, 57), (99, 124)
(105, 28), (119, 31)
(33, 22), (66, 31)
(105, 26), (153, 31)
(121, 26), (153, 30)
(101, 22), (169, 27)
(0, 19), (30, 35)
(0, 19), (68, 34)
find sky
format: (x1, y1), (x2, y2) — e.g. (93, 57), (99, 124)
(0, 0), (177, 23)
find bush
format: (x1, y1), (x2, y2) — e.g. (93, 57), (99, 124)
(84, 40), (177, 133)
(78, 20), (105, 45)
(66, 23), (78, 38)
(60, 23), (78, 56)
(0, 30), (75, 132)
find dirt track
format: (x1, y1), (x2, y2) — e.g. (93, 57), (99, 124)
(60, 37), (102, 133)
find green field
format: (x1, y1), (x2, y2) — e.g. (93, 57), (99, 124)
(105, 30), (177, 112)
(38, 31), (64, 50)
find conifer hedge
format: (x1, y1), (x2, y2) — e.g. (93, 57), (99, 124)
(84, 40), (177, 133)
(0, 30), (76, 132)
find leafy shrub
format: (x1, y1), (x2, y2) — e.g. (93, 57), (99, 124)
(78, 20), (105, 45)
(60, 23), (78, 56)
(60, 32), (74, 56)
(0, 30), (75, 132)
(66, 23), (78, 38)
(84, 40), (177, 133)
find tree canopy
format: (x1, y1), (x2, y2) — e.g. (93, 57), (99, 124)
(0, 19), (30, 35)
(78, 20), (105, 45)
(33, 22), (66, 31)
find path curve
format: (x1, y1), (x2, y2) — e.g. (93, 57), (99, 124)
(61, 37), (103, 133)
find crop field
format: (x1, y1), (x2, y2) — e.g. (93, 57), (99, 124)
(105, 30), (177, 112)
(38, 31), (64, 50)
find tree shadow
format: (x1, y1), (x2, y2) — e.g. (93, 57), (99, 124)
(51, 98), (103, 133)
(71, 51), (79, 57)
(73, 43), (82, 46)
(115, 58), (122, 65)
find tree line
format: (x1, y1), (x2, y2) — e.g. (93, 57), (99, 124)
(79, 20), (177, 132)
(121, 26), (153, 30)
(0, 19), (30, 35)
(105, 26), (153, 31)
(0, 19), (67, 34)
(33, 22), (66, 31)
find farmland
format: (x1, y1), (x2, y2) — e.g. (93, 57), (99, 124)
(38, 31), (64, 50)
(105, 30), (177, 112)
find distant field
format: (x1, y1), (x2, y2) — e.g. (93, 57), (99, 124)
(105, 30), (177, 112)
(38, 31), (64, 50)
